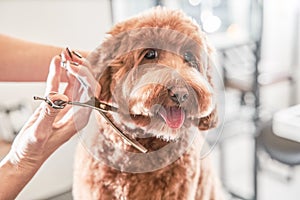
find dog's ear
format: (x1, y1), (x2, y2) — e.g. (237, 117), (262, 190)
(87, 46), (114, 102)
(97, 66), (113, 102)
(88, 31), (141, 103)
(198, 108), (218, 131)
(199, 74), (218, 131)
(197, 40), (218, 131)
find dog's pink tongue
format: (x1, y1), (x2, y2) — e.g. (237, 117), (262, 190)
(158, 107), (185, 129)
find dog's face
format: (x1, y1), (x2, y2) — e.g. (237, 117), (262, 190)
(89, 8), (217, 141)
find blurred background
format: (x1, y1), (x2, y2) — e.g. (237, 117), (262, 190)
(0, 0), (299, 199)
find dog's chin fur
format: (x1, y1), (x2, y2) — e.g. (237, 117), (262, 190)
(110, 112), (188, 142)
(73, 7), (224, 200)
(110, 103), (211, 142)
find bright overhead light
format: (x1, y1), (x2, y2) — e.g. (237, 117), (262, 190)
(201, 10), (222, 33)
(201, 10), (212, 22)
(189, 0), (202, 6)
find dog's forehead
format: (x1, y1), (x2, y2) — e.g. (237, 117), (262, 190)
(136, 28), (202, 50)
(110, 27), (206, 57)
(107, 8), (208, 52)
(110, 7), (203, 39)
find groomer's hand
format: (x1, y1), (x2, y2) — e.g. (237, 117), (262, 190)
(0, 48), (99, 200)
(8, 49), (99, 168)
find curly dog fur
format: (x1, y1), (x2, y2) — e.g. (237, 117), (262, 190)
(73, 7), (224, 200)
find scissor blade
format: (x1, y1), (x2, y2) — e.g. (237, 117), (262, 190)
(67, 97), (118, 113)
(98, 111), (148, 153)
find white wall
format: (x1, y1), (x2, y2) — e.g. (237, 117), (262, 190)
(261, 0), (299, 71)
(0, 0), (112, 51)
(260, 0), (300, 110)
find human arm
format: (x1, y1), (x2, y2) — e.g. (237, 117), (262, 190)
(0, 34), (88, 82)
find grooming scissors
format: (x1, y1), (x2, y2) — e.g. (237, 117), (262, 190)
(33, 96), (148, 153)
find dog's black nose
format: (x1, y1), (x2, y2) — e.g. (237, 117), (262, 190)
(168, 87), (189, 104)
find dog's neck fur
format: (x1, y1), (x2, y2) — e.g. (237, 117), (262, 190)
(90, 112), (199, 172)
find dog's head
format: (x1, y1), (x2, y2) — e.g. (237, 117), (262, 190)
(89, 7), (217, 141)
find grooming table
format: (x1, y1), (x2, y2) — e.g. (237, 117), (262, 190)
(272, 105), (300, 143)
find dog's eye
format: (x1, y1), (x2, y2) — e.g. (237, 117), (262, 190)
(184, 52), (195, 63)
(144, 49), (158, 59)
(184, 52), (199, 69)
